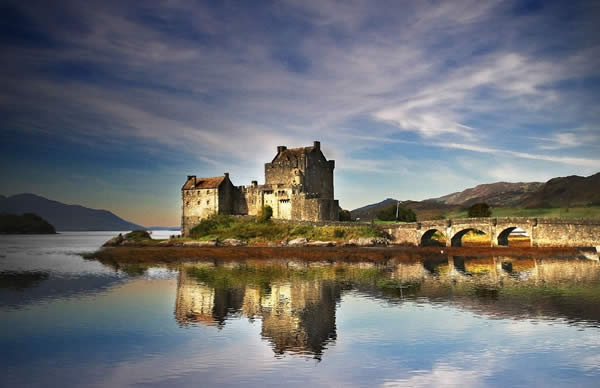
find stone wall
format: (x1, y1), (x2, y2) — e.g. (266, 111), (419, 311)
(265, 158), (303, 187)
(181, 188), (219, 235)
(386, 217), (600, 248)
(532, 219), (600, 247)
(303, 152), (334, 199)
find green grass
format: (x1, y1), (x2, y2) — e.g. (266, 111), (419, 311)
(442, 206), (600, 220)
(187, 214), (382, 243)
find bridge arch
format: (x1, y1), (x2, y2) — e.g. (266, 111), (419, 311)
(450, 228), (491, 247)
(496, 226), (531, 247)
(420, 229), (446, 246)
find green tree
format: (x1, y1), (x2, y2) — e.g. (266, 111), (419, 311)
(257, 205), (273, 222)
(339, 209), (352, 221)
(376, 204), (416, 222)
(468, 202), (492, 217)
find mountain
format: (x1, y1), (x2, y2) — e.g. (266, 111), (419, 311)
(352, 172), (600, 221)
(430, 182), (543, 207)
(519, 173), (600, 208)
(0, 194), (144, 231)
(350, 198), (400, 220)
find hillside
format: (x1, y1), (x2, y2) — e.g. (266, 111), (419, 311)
(0, 194), (143, 231)
(519, 173), (600, 208)
(431, 182), (543, 207)
(352, 172), (600, 221)
(350, 198), (400, 220)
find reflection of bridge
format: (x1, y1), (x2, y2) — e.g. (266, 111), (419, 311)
(385, 217), (600, 247)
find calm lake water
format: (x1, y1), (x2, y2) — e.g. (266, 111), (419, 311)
(1, 233), (600, 387)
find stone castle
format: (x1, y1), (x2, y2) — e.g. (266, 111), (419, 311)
(181, 141), (339, 235)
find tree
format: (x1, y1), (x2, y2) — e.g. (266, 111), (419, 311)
(468, 202), (492, 217)
(339, 209), (352, 221)
(257, 205), (273, 222)
(376, 204), (416, 222)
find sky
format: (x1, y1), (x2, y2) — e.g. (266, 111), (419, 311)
(1, 0), (599, 226)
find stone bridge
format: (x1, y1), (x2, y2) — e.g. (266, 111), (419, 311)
(385, 217), (600, 247)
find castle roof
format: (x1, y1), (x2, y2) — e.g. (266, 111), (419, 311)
(182, 176), (225, 190)
(272, 146), (315, 162)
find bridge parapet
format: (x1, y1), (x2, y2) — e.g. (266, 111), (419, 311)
(384, 217), (600, 248)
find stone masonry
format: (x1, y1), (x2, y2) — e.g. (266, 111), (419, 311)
(181, 141), (339, 236)
(385, 217), (600, 248)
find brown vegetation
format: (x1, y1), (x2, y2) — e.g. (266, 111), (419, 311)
(85, 245), (582, 266)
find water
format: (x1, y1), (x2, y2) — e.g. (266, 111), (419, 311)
(1, 233), (600, 387)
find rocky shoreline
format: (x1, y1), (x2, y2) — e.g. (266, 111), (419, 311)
(103, 234), (395, 248)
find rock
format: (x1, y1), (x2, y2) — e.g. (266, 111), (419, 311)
(158, 240), (173, 246)
(103, 234), (124, 247)
(183, 240), (217, 247)
(357, 237), (376, 246)
(120, 240), (140, 246)
(307, 240), (335, 247)
(347, 237), (390, 247)
(288, 237), (308, 246)
(221, 238), (247, 247)
(580, 250), (599, 261)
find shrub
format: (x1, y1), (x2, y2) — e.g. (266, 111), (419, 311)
(376, 204), (416, 222)
(257, 205), (273, 222)
(468, 202), (492, 218)
(124, 230), (151, 241)
(333, 228), (345, 239)
(189, 214), (233, 239)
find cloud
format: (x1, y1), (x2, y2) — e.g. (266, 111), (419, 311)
(1, 0), (599, 222)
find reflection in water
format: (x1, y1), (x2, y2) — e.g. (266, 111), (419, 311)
(176, 262), (341, 358)
(175, 256), (600, 359)
(0, 271), (49, 290)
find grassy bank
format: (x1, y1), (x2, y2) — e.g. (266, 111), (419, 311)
(187, 215), (381, 244)
(442, 206), (600, 220)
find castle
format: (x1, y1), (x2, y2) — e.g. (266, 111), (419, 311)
(181, 141), (339, 236)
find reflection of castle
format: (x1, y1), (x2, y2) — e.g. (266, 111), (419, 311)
(175, 265), (340, 358)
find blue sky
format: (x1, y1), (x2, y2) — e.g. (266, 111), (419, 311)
(1, 0), (599, 225)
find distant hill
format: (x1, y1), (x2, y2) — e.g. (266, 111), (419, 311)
(519, 173), (600, 208)
(0, 194), (143, 231)
(352, 172), (600, 221)
(350, 198), (400, 220)
(430, 182), (543, 207)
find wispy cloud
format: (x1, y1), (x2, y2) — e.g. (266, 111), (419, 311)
(1, 0), (599, 222)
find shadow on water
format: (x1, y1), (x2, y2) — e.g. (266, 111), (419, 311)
(0, 271), (49, 290)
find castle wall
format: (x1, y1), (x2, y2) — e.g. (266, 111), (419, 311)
(291, 196), (339, 221)
(218, 179), (235, 214)
(183, 143), (340, 230)
(265, 158), (303, 187)
(182, 188), (219, 217)
(303, 153), (334, 199)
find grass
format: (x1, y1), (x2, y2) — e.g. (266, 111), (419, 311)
(187, 214), (382, 243)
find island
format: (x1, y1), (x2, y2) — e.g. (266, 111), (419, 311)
(0, 213), (56, 234)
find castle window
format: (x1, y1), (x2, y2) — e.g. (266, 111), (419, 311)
(207, 200), (210, 205)
(197, 201), (201, 205)
(207, 190), (210, 194)
(185, 201), (189, 206)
